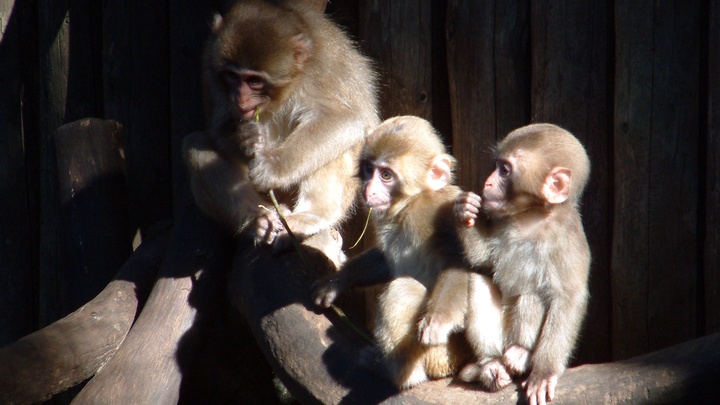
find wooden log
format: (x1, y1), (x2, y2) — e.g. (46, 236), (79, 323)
(73, 202), (232, 405)
(233, 234), (720, 404)
(230, 231), (398, 405)
(398, 332), (720, 404)
(55, 118), (133, 314)
(0, 230), (168, 404)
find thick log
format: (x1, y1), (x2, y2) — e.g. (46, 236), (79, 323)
(0, 230), (168, 405)
(233, 235), (720, 404)
(230, 231), (398, 405)
(73, 202), (232, 404)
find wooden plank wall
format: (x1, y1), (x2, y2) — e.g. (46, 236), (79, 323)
(0, 0), (717, 368)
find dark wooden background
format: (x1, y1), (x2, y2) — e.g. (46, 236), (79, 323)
(0, 0), (717, 370)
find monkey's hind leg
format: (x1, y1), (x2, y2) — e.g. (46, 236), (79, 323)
(460, 273), (510, 391)
(373, 278), (430, 389)
(502, 293), (544, 377)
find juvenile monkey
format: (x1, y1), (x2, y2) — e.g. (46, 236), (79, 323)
(183, 0), (379, 248)
(312, 116), (503, 389)
(456, 123), (591, 405)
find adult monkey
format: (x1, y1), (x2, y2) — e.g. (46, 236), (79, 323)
(456, 123), (591, 405)
(183, 0), (379, 249)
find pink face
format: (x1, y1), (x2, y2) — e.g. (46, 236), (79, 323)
(360, 159), (396, 212)
(222, 66), (269, 120)
(482, 158), (512, 213)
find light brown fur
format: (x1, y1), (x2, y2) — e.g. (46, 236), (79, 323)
(183, 0), (379, 248)
(456, 123), (591, 404)
(313, 116), (503, 389)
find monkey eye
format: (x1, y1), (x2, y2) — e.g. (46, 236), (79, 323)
(380, 169), (394, 182)
(221, 69), (241, 87)
(359, 160), (374, 179)
(244, 74), (265, 90)
(498, 161), (512, 177)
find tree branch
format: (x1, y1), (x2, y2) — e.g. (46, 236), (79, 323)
(0, 231), (168, 404)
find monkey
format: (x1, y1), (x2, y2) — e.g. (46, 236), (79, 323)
(312, 116), (504, 389)
(455, 123), (591, 405)
(182, 0), (380, 250)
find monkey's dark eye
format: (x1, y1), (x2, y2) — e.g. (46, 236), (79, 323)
(498, 162), (512, 177)
(359, 160), (374, 179)
(244, 75), (265, 90)
(221, 70), (241, 87)
(380, 169), (394, 182)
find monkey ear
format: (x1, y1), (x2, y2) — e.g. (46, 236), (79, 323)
(427, 155), (454, 191)
(211, 13), (223, 33)
(291, 34), (313, 65)
(542, 167), (572, 204)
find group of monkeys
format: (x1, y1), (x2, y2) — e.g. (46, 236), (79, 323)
(182, 2), (591, 405)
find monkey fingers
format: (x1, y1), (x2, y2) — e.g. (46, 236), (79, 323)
(417, 313), (457, 346)
(254, 207), (288, 245)
(238, 122), (266, 157)
(523, 373), (558, 405)
(454, 191), (482, 227)
(311, 278), (341, 308)
(248, 152), (283, 191)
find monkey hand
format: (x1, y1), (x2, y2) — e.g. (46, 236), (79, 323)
(417, 313), (457, 345)
(311, 277), (342, 308)
(254, 204), (290, 245)
(248, 148), (285, 191)
(454, 191), (482, 227)
(502, 344), (531, 376)
(238, 121), (266, 157)
(523, 371), (559, 405)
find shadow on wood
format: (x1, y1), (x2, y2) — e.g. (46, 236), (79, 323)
(0, 230), (168, 404)
(72, 202), (232, 404)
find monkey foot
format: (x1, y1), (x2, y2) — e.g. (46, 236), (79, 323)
(458, 358), (511, 392)
(503, 345), (531, 377)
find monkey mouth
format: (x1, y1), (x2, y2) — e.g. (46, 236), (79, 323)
(367, 203), (389, 212)
(242, 108), (257, 120)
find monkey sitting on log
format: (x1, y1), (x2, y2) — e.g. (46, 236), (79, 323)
(313, 116), (503, 389)
(455, 123), (591, 405)
(183, 0), (379, 250)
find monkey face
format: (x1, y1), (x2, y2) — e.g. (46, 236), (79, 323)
(359, 159), (396, 212)
(482, 158), (512, 212)
(220, 66), (271, 121)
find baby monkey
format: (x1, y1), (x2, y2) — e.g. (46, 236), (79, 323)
(456, 123), (591, 405)
(313, 116), (503, 389)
